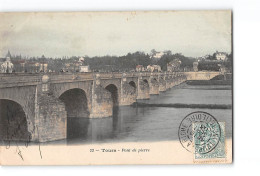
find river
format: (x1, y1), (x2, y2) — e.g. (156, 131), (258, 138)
(63, 82), (232, 145)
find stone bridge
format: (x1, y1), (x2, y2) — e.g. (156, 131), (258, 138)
(0, 71), (220, 142)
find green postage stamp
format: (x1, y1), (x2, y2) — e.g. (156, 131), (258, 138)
(193, 121), (226, 160)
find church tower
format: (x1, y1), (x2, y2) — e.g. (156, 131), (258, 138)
(6, 50), (11, 58)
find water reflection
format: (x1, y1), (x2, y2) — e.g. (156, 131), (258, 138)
(67, 105), (155, 144)
(66, 83), (232, 145)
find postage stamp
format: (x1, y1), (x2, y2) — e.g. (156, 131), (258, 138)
(193, 122), (226, 160)
(178, 111), (220, 152)
(179, 111), (226, 162)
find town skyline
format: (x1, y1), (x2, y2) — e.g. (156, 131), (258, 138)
(1, 48), (232, 74)
(1, 49), (231, 59)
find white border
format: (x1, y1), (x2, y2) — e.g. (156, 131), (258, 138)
(1, 0), (260, 175)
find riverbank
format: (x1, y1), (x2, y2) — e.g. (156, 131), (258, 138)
(186, 80), (232, 85)
(132, 102), (232, 109)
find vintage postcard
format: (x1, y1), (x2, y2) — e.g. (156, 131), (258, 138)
(0, 11), (232, 165)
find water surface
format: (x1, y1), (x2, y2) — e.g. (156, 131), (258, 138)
(65, 83), (232, 145)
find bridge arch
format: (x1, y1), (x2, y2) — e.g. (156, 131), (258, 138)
(0, 99), (31, 141)
(152, 78), (158, 82)
(59, 88), (89, 118)
(142, 79), (150, 92)
(128, 81), (137, 95)
(129, 81), (136, 89)
(143, 79), (149, 86)
(105, 84), (119, 107)
(136, 78), (150, 99)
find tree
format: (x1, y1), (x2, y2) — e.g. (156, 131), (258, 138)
(150, 49), (157, 56)
(164, 50), (172, 55)
(157, 52), (195, 71)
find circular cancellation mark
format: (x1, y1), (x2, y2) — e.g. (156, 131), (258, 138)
(178, 111), (221, 153)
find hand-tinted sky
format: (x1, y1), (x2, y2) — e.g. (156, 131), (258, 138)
(0, 11), (231, 58)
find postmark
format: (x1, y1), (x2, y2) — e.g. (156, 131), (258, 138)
(178, 111), (221, 153)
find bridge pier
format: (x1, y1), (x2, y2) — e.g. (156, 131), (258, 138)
(119, 75), (137, 106)
(149, 77), (160, 95)
(36, 92), (67, 142)
(159, 76), (167, 92)
(175, 76), (180, 86)
(89, 75), (114, 118)
(137, 76), (150, 99)
(165, 76), (171, 89)
(166, 75), (174, 88)
(34, 78), (67, 142)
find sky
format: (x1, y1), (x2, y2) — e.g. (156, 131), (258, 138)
(0, 11), (231, 58)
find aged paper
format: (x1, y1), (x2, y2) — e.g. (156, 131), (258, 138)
(0, 11), (232, 165)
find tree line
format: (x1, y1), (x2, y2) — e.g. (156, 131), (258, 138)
(7, 50), (232, 72)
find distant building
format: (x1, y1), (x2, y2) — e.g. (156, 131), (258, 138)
(25, 62), (39, 72)
(136, 65), (145, 72)
(79, 57), (84, 63)
(147, 65), (161, 72)
(150, 51), (165, 62)
(24, 62), (48, 73)
(216, 52), (227, 61)
(78, 57), (93, 72)
(0, 59), (4, 68)
(153, 52), (164, 59)
(193, 62), (199, 72)
(0, 57), (14, 73)
(63, 57), (89, 72)
(167, 59), (181, 72)
(39, 62), (48, 72)
(64, 63), (76, 72)
(6, 50), (11, 58)
(79, 65), (90, 72)
(12, 60), (26, 72)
